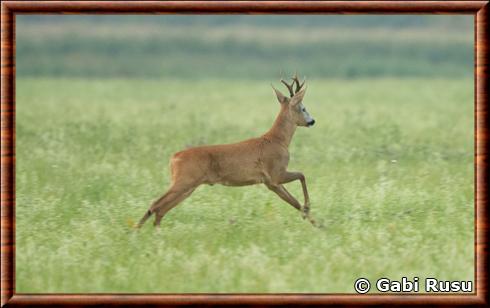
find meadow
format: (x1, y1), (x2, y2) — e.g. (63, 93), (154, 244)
(15, 77), (473, 293)
(14, 15), (474, 293)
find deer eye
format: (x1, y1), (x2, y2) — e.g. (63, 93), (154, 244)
(301, 108), (306, 112)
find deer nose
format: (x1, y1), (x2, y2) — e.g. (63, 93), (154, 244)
(307, 119), (315, 127)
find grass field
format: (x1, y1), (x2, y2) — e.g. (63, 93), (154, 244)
(15, 77), (474, 293)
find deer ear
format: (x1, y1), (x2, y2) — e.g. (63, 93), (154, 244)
(290, 86), (307, 106)
(272, 85), (289, 105)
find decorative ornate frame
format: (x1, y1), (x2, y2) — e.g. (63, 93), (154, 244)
(1, 1), (488, 306)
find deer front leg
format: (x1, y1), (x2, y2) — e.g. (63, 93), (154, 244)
(278, 172), (310, 216)
(265, 183), (302, 211)
(266, 182), (317, 227)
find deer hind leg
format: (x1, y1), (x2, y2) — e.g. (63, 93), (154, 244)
(136, 182), (196, 229)
(153, 188), (195, 227)
(136, 192), (168, 228)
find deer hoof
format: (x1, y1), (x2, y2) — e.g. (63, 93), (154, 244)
(301, 210), (308, 220)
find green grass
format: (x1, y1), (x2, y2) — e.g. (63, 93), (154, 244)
(15, 77), (473, 293)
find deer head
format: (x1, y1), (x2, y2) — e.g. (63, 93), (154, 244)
(272, 73), (315, 127)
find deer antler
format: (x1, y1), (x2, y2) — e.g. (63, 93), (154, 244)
(281, 73), (306, 97)
(293, 73), (306, 93)
(280, 78), (295, 97)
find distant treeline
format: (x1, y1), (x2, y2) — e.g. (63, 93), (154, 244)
(17, 15), (472, 79)
(19, 15), (472, 28)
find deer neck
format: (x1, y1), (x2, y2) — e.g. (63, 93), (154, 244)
(264, 107), (296, 149)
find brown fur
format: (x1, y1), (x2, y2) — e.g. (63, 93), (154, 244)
(137, 77), (316, 228)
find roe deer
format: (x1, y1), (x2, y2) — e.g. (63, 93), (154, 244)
(137, 74), (317, 228)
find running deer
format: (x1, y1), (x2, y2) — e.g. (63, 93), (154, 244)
(137, 74), (317, 228)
